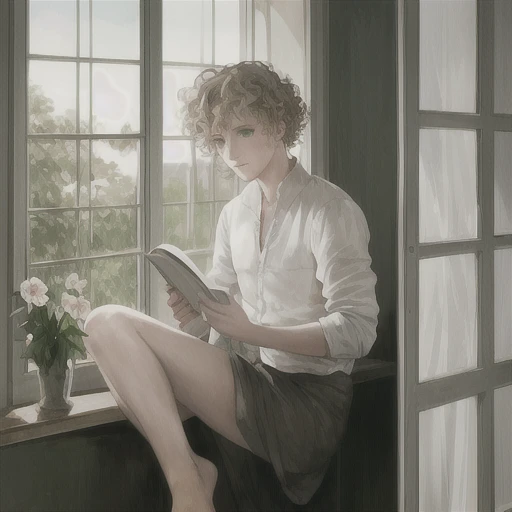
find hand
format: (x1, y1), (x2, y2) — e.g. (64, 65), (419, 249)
(165, 285), (200, 329)
(198, 292), (255, 342)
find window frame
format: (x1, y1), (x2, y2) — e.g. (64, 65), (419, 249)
(397, 0), (512, 511)
(5, 0), (322, 407)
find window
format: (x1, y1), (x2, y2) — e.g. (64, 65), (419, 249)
(10, 0), (313, 405)
(398, 0), (512, 511)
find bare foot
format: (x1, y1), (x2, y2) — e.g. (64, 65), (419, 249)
(171, 473), (216, 512)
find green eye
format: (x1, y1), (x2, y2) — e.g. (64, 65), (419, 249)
(239, 129), (254, 137)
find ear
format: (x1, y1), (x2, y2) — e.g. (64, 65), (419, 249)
(274, 120), (286, 143)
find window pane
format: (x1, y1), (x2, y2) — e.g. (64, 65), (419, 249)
(164, 204), (190, 249)
(494, 132), (512, 235)
(163, 66), (204, 136)
(90, 255), (137, 309)
(495, 0), (512, 114)
(78, 140), (90, 207)
(495, 249), (512, 362)
(419, 129), (478, 243)
(193, 203), (213, 249)
(80, 0), (90, 58)
(92, 0), (140, 60)
(215, 168), (237, 201)
(196, 153), (214, 202)
(30, 211), (78, 263)
(189, 253), (213, 275)
(29, 139), (77, 208)
(419, 254), (478, 381)
(79, 63), (91, 133)
(163, 0), (212, 64)
(29, 0), (76, 57)
(215, 0), (240, 65)
(29, 60), (76, 134)
(92, 64), (140, 134)
(495, 385), (512, 512)
(90, 139), (140, 206)
(163, 140), (192, 203)
(419, 0), (477, 113)
(90, 207), (138, 255)
(419, 397), (477, 512)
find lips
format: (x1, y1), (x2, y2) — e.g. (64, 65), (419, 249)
(235, 163), (247, 168)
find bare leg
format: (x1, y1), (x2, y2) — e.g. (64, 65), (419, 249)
(84, 313), (216, 512)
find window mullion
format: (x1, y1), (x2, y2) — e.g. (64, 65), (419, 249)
(145, 0), (163, 318)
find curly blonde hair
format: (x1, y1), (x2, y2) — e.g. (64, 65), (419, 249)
(177, 61), (310, 159)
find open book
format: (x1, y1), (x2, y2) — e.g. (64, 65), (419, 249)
(145, 244), (229, 340)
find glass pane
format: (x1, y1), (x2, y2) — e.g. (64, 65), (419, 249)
(215, 169), (237, 201)
(90, 256), (137, 309)
(215, 0), (240, 65)
(29, 60), (76, 134)
(163, 66), (203, 136)
(80, 0), (90, 58)
(163, 140), (192, 203)
(419, 129), (478, 243)
(92, 0), (140, 60)
(92, 63), (140, 134)
(78, 140), (90, 207)
(78, 210), (91, 257)
(90, 207), (138, 255)
(419, 397), (478, 512)
(30, 211), (78, 263)
(419, 0), (477, 113)
(164, 204), (190, 250)
(189, 253), (213, 275)
(196, 153), (213, 202)
(495, 249), (512, 362)
(495, 0), (512, 114)
(214, 201), (229, 227)
(79, 63), (91, 133)
(419, 254), (478, 381)
(269, 1), (306, 101)
(495, 132), (512, 235)
(29, 0), (76, 57)
(495, 385), (512, 512)
(194, 203), (213, 250)
(29, 139), (77, 208)
(254, 2), (268, 61)
(90, 139), (140, 206)
(162, 0), (212, 63)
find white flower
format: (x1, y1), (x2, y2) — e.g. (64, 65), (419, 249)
(77, 296), (91, 321)
(65, 273), (87, 294)
(25, 334), (33, 347)
(61, 292), (80, 320)
(20, 277), (49, 307)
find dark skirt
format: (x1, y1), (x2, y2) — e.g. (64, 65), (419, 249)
(211, 350), (353, 506)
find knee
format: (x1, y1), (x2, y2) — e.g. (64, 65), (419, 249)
(83, 304), (131, 347)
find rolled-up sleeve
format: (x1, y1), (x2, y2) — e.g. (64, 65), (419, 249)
(312, 198), (379, 359)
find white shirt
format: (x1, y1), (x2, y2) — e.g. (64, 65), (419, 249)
(205, 159), (379, 376)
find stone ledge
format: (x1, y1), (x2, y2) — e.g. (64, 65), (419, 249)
(0, 358), (395, 447)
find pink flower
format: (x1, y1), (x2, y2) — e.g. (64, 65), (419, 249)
(77, 296), (91, 321)
(61, 292), (80, 320)
(65, 273), (87, 294)
(20, 277), (49, 307)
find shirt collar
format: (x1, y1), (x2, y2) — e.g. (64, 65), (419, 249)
(240, 158), (312, 218)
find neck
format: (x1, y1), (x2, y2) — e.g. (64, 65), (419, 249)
(256, 145), (295, 204)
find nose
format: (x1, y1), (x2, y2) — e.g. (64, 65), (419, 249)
(225, 136), (240, 163)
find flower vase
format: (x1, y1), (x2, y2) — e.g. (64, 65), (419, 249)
(37, 358), (75, 411)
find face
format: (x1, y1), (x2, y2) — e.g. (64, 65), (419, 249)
(211, 114), (284, 182)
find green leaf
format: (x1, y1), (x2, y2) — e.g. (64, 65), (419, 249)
(61, 324), (88, 338)
(10, 306), (26, 318)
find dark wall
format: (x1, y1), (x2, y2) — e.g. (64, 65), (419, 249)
(328, 0), (398, 362)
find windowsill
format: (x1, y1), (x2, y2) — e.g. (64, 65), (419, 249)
(0, 358), (395, 448)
